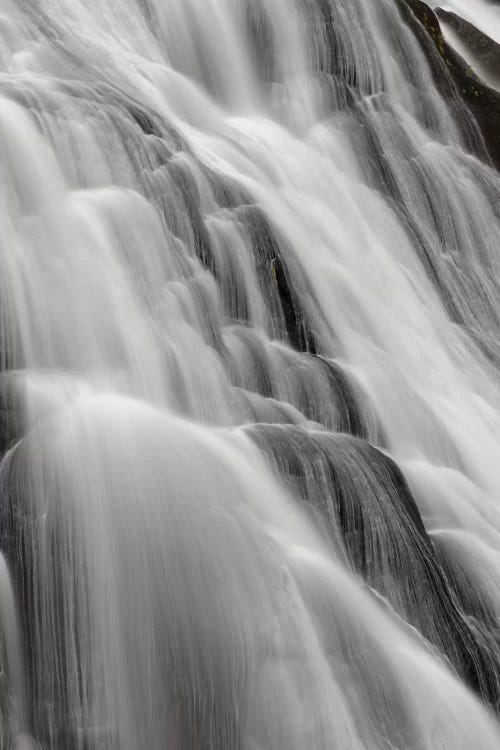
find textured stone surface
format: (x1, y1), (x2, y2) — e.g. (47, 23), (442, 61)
(436, 8), (500, 81)
(398, 0), (500, 170)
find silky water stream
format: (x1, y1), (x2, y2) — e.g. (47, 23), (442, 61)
(1, 1), (500, 748)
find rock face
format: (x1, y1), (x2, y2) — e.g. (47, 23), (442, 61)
(397, 0), (500, 171)
(436, 8), (500, 82)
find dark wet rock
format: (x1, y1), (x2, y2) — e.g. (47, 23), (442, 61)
(0, 405), (16, 457)
(248, 424), (500, 709)
(164, 159), (214, 267)
(280, 353), (377, 439)
(125, 104), (162, 137)
(0, 380), (21, 460)
(203, 169), (253, 209)
(436, 8), (500, 82)
(398, 0), (500, 171)
(235, 205), (318, 353)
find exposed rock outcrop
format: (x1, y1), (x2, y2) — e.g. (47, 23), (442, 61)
(436, 8), (500, 82)
(397, 0), (500, 170)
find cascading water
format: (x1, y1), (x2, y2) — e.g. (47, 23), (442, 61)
(1, 0), (500, 747)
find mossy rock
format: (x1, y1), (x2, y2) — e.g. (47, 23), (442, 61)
(435, 8), (500, 81)
(397, 0), (500, 171)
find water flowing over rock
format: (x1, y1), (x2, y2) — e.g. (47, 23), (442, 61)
(1, 0), (500, 748)
(436, 8), (500, 81)
(398, 0), (500, 168)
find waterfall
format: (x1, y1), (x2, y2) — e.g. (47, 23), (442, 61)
(1, 0), (500, 747)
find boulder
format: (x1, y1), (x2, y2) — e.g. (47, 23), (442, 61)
(436, 8), (500, 82)
(397, 0), (500, 170)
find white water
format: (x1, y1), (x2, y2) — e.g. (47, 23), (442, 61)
(1, 0), (500, 748)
